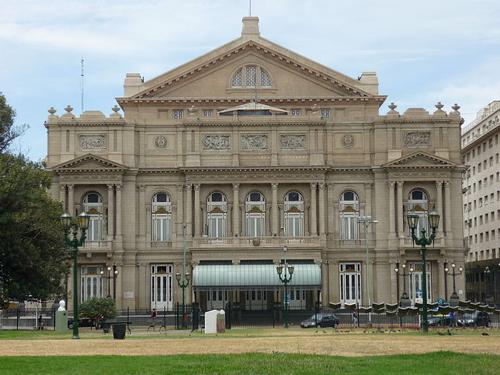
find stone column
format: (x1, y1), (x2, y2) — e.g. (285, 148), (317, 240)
(438, 260), (446, 299)
(327, 183), (335, 236)
(232, 183), (240, 236)
(59, 184), (66, 211)
(185, 184), (192, 236)
(390, 262), (398, 304)
(271, 183), (279, 235)
(436, 181), (443, 235)
(329, 261), (339, 302)
(444, 181), (452, 238)
(388, 181), (395, 236)
(397, 181), (404, 238)
(318, 183), (326, 235)
(107, 184), (115, 240)
(115, 184), (122, 238)
(194, 184), (201, 237)
(310, 183), (317, 236)
(176, 184), (184, 237)
(67, 184), (74, 216)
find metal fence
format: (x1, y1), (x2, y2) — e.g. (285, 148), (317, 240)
(3, 304), (499, 332)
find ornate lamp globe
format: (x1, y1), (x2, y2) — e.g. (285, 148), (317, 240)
(77, 212), (91, 231)
(428, 210), (440, 230)
(407, 212), (419, 231)
(60, 212), (72, 231)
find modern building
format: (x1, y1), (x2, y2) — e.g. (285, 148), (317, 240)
(461, 101), (500, 304)
(45, 17), (465, 312)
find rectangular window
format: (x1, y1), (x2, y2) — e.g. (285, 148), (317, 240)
(203, 109), (213, 117)
(173, 110), (183, 119)
(340, 215), (358, 240)
(320, 108), (331, 118)
(291, 109), (301, 116)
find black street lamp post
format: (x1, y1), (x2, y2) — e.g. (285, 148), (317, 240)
(407, 210), (440, 334)
(176, 225), (190, 329)
(100, 265), (119, 299)
(276, 245), (294, 328)
(60, 211), (90, 339)
(394, 263), (413, 307)
(444, 263), (462, 306)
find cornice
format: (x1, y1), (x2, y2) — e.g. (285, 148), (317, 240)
(131, 41), (373, 99)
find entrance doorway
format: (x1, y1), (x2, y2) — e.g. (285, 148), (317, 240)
(151, 264), (173, 310)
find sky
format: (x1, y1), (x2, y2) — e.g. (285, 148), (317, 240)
(1, 0), (500, 161)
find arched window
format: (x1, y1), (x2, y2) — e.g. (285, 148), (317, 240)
(207, 192), (227, 238)
(246, 192), (266, 237)
(408, 189), (428, 234)
(231, 65), (272, 88)
(284, 191), (304, 237)
(152, 192), (172, 242)
(83, 192), (104, 242)
(339, 191), (359, 240)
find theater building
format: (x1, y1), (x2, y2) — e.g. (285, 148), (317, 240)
(45, 17), (466, 312)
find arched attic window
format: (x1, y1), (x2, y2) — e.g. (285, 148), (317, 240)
(231, 65), (272, 88)
(207, 192), (228, 238)
(284, 191), (304, 237)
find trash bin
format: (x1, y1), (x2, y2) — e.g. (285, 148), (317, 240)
(112, 323), (126, 339)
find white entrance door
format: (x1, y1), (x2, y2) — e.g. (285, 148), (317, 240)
(340, 263), (361, 305)
(409, 271), (432, 304)
(245, 290), (268, 310)
(151, 264), (173, 310)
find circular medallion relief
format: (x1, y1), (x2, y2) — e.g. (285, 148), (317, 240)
(342, 134), (354, 148)
(154, 136), (167, 148)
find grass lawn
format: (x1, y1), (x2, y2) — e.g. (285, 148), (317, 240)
(1, 352), (499, 374)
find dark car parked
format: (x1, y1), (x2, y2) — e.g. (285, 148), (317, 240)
(301, 313), (339, 328)
(458, 311), (490, 327)
(67, 317), (97, 329)
(428, 315), (455, 327)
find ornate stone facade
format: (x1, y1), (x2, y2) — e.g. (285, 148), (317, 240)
(46, 17), (465, 312)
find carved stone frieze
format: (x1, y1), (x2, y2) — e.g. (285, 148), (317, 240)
(202, 135), (230, 150)
(241, 134), (268, 150)
(280, 134), (305, 149)
(79, 135), (106, 150)
(403, 131), (431, 148)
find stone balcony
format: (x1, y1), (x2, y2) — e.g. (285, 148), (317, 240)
(79, 240), (113, 254)
(192, 236), (321, 249)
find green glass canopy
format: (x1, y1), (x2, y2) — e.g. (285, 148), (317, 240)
(193, 264), (321, 289)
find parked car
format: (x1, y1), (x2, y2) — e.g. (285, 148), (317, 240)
(67, 317), (97, 329)
(458, 311), (490, 327)
(301, 313), (339, 328)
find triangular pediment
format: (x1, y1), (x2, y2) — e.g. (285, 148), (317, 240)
(52, 154), (128, 173)
(123, 39), (377, 101)
(383, 152), (457, 169)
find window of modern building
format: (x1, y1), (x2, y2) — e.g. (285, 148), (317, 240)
(83, 192), (104, 242)
(152, 192), (172, 242)
(339, 190), (360, 240)
(207, 192), (228, 238)
(284, 191), (305, 237)
(245, 192), (266, 237)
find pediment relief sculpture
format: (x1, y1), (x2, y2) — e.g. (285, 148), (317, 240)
(241, 134), (268, 150)
(203, 135), (230, 150)
(403, 131), (431, 148)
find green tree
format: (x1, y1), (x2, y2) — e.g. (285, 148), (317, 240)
(0, 94), (68, 307)
(0, 93), (25, 153)
(80, 297), (116, 328)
